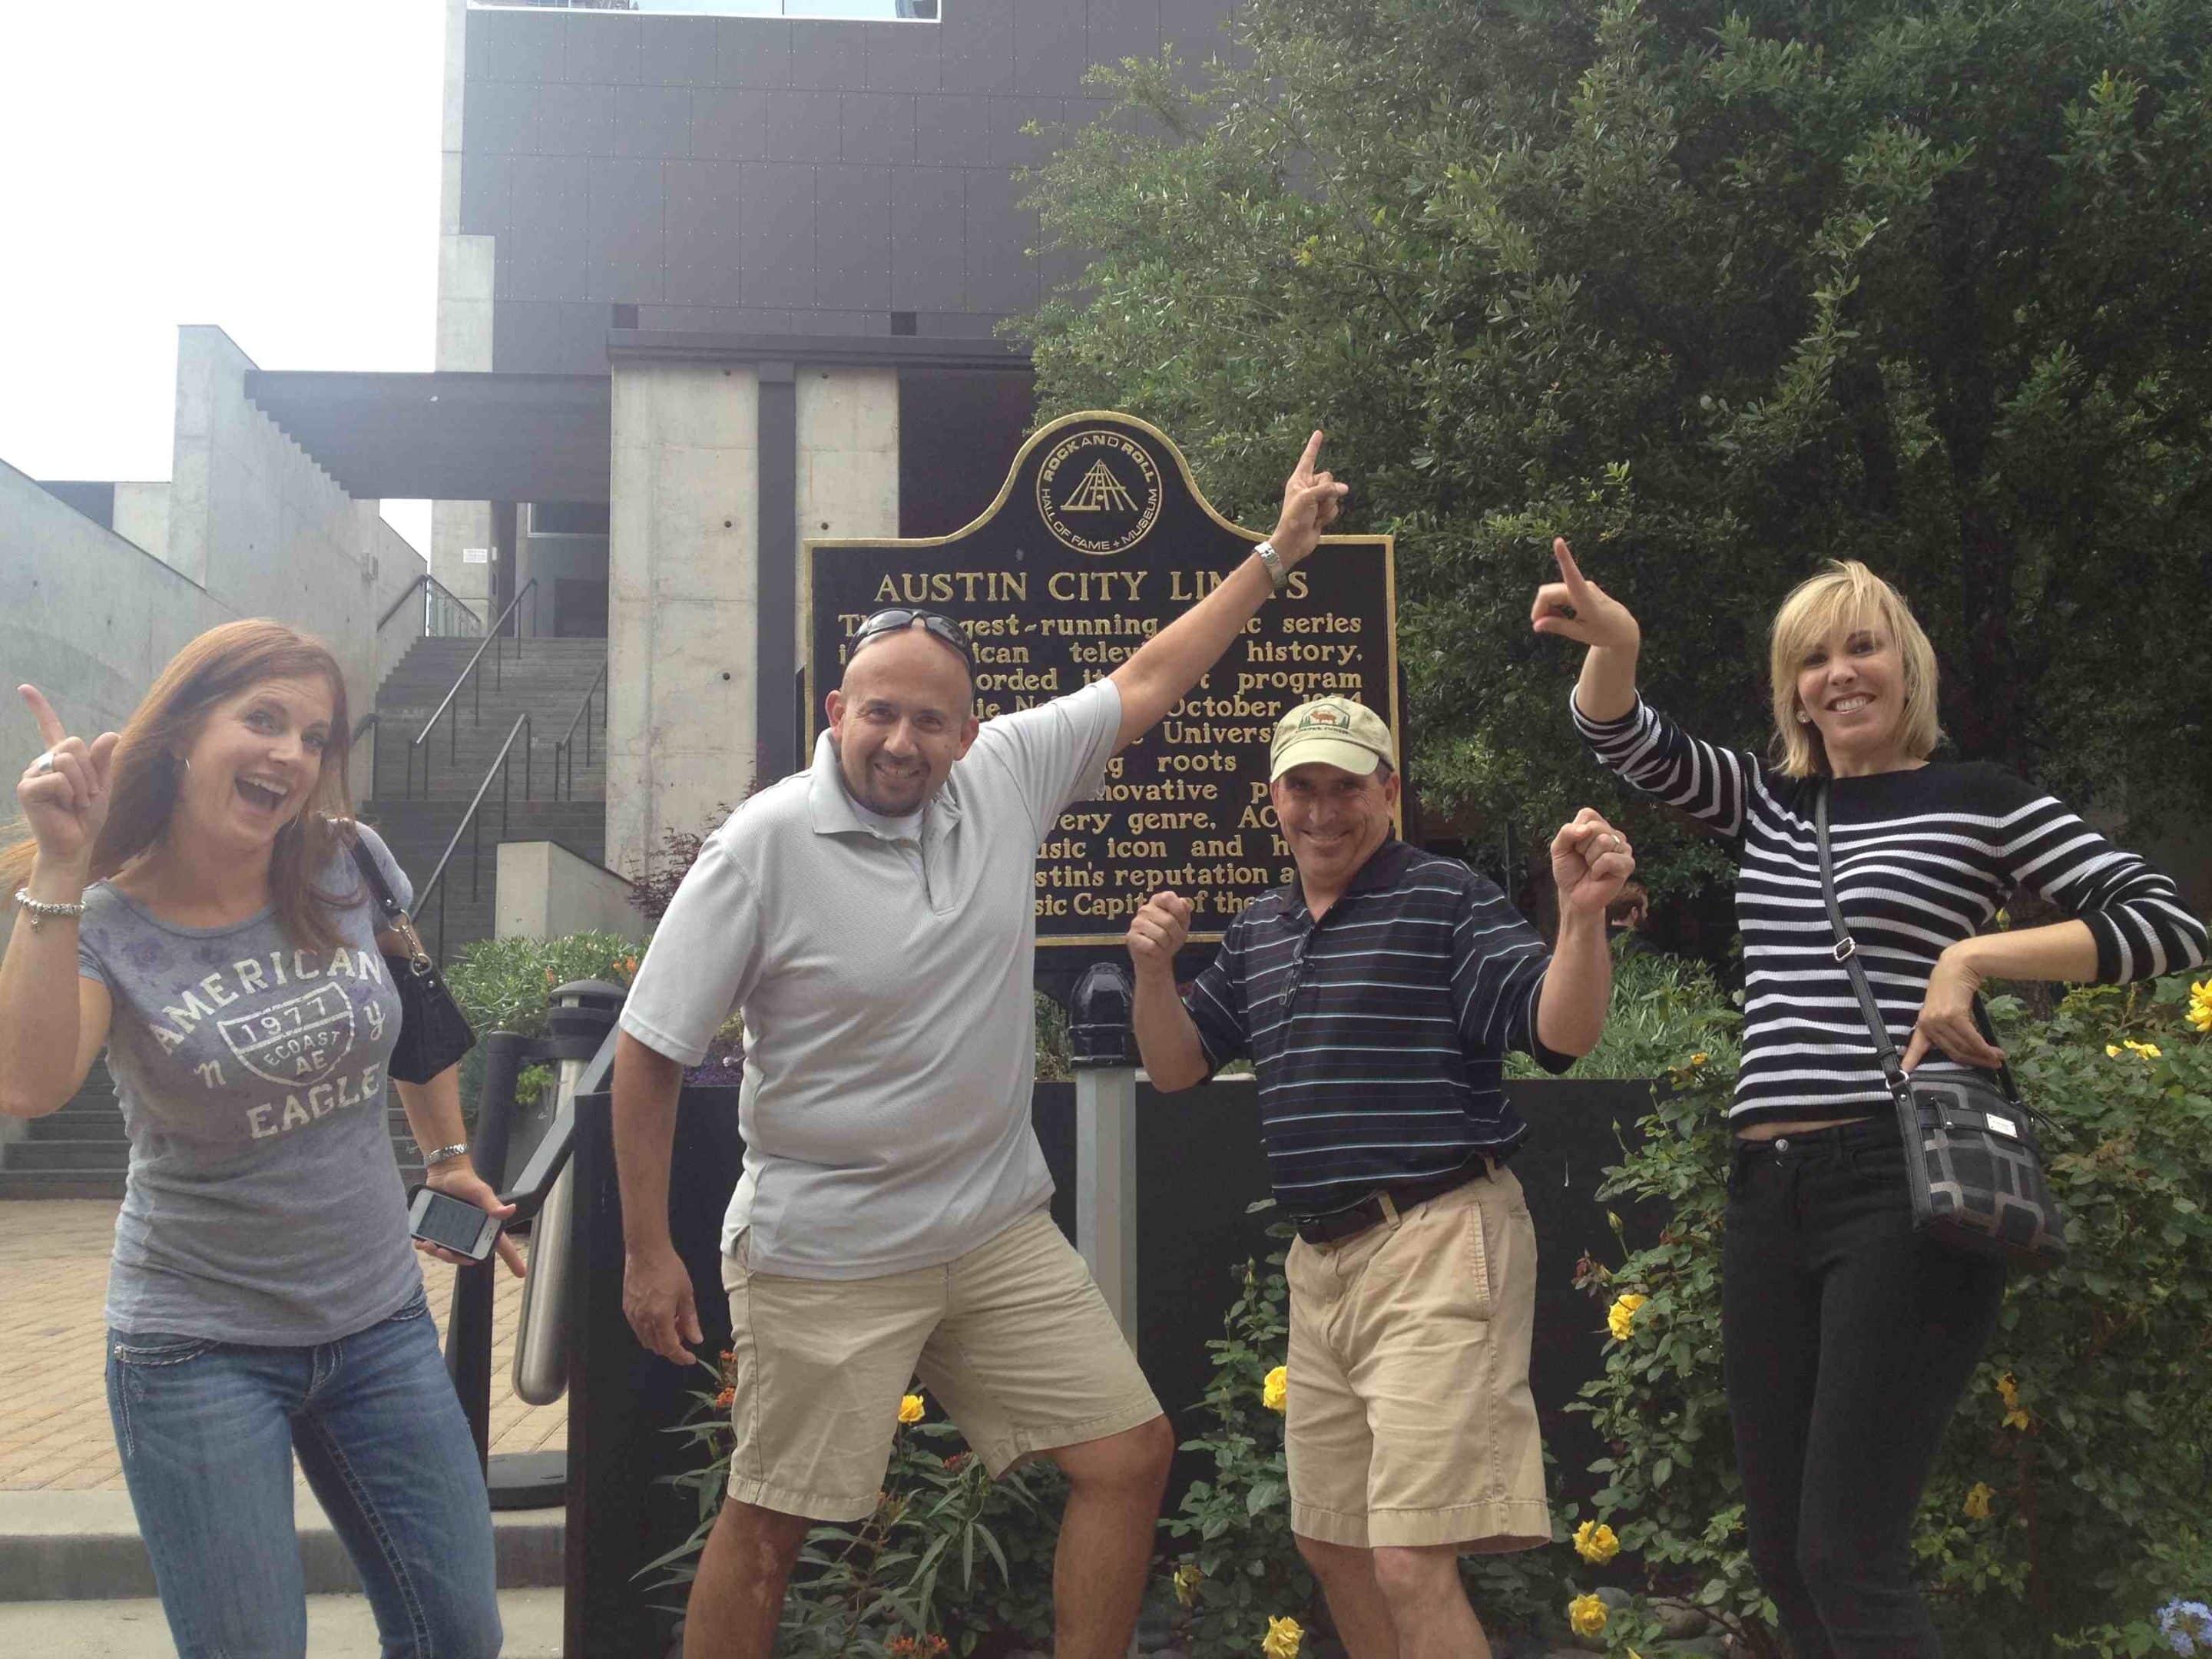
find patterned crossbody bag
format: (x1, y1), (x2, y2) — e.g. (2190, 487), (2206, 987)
(1813, 783), (2067, 1271)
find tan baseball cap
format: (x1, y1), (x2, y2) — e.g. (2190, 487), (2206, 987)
(1270, 697), (1395, 780)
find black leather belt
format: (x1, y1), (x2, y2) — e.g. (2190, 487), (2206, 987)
(1290, 1156), (1504, 1247)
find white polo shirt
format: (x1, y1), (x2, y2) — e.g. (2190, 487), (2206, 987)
(620, 678), (1123, 1278)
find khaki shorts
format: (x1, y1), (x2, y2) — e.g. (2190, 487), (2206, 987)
(1283, 1164), (1551, 1551)
(720, 1207), (1163, 1522)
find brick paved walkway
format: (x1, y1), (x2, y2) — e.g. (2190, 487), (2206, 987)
(0, 1200), (565, 1492)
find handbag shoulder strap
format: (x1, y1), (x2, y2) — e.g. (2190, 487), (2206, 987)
(1813, 782), (1911, 1098)
(338, 820), (432, 969)
(341, 824), (408, 924)
(1813, 783), (2022, 1103)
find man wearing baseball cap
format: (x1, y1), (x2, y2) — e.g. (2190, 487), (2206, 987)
(1126, 697), (1634, 1659)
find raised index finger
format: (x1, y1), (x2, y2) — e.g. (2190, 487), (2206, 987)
(17, 686), (66, 750)
(1551, 538), (1593, 601)
(1292, 429), (1324, 482)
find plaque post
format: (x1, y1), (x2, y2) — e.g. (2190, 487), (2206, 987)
(1068, 962), (1139, 1350)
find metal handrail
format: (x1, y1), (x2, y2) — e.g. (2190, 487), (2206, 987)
(551, 660), (608, 801)
(378, 572), (486, 637)
(405, 578), (539, 800)
(413, 713), (534, 965)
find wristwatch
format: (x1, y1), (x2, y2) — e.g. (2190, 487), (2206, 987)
(1253, 540), (1288, 595)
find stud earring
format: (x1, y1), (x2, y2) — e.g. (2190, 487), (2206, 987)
(1796, 710), (1813, 724)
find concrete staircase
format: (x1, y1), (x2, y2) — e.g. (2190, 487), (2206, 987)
(0, 634), (613, 1200)
(0, 1058), (125, 1200)
(358, 632), (612, 960)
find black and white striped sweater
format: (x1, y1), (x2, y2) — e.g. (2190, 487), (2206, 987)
(1575, 697), (2208, 1125)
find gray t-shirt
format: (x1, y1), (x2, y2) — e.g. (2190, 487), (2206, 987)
(78, 823), (423, 1343)
(620, 677), (1123, 1280)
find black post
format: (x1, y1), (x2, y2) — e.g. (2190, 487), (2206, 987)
(756, 361), (800, 780)
(565, 1082), (743, 1657)
(446, 1031), (531, 1470)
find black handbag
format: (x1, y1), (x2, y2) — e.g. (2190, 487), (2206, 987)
(346, 828), (477, 1085)
(1813, 783), (2067, 1272)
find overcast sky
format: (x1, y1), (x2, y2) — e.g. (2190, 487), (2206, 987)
(0, 0), (446, 558)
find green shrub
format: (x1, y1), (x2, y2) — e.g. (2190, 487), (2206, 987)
(1508, 939), (1744, 1083)
(1159, 1243), (1325, 1657)
(649, 1368), (1060, 1655)
(442, 931), (644, 1121)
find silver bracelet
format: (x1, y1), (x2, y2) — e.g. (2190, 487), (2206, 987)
(12, 888), (88, 932)
(1253, 539), (1289, 595)
(422, 1142), (471, 1168)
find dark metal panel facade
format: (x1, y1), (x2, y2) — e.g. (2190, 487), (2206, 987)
(460, 2), (1247, 373)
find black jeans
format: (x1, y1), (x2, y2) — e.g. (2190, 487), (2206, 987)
(1722, 1118), (2006, 1657)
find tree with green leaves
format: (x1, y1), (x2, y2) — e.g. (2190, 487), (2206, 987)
(1024, 0), (2212, 899)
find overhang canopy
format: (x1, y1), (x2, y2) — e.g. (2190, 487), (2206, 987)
(241, 371), (613, 503)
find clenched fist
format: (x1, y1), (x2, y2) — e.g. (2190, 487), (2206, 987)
(1126, 889), (1193, 977)
(1552, 808), (1637, 920)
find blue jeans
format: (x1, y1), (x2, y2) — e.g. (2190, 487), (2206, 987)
(105, 1290), (503, 1659)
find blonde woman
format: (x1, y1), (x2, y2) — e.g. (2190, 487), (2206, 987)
(1533, 544), (2205, 1656)
(0, 621), (514, 1659)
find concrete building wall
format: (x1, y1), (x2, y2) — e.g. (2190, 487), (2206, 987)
(164, 327), (426, 718)
(110, 483), (171, 565)
(456, 0), (1246, 373)
(795, 364), (899, 656)
(0, 459), (231, 743)
(436, 0), (501, 616)
(607, 361), (762, 878)
(2, 326), (426, 802)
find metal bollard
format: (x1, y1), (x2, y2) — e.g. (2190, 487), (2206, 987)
(511, 980), (626, 1407)
(1069, 961), (1139, 1351)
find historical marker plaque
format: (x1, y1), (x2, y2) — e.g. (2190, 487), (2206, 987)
(805, 412), (1397, 945)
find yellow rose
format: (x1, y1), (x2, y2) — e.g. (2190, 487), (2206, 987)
(1573, 1519), (1620, 1563)
(1995, 1374), (2031, 1431)
(1607, 1293), (1648, 1342)
(1173, 1562), (1202, 1608)
(1962, 1482), (1994, 1520)
(898, 1392), (925, 1425)
(1568, 1593), (1608, 1637)
(2188, 980), (2212, 1032)
(2131, 1039), (2163, 1059)
(1689, 1051), (1710, 1067)
(1262, 1614), (1303, 1657)
(1262, 1364), (1289, 1413)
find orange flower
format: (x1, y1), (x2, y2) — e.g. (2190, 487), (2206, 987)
(714, 1387), (734, 1410)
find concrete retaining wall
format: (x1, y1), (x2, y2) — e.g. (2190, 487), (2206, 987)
(495, 840), (648, 944)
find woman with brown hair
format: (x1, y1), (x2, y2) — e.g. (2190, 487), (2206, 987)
(0, 620), (515, 1659)
(1533, 544), (2205, 1654)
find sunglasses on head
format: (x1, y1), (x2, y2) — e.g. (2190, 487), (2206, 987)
(851, 608), (975, 667)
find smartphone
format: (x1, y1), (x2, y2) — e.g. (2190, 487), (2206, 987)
(409, 1187), (502, 1263)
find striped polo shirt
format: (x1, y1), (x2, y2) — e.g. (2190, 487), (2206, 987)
(1576, 695), (2208, 1127)
(1183, 839), (1573, 1214)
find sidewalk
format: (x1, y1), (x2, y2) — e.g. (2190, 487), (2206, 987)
(0, 1200), (565, 1492)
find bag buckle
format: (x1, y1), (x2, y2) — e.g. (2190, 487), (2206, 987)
(1833, 935), (1857, 962)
